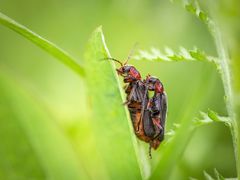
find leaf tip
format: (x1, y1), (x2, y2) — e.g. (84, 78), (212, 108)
(95, 25), (103, 33)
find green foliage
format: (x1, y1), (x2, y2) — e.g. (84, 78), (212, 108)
(184, 2), (209, 24)
(203, 171), (215, 180)
(0, 0), (239, 179)
(134, 47), (217, 63)
(194, 109), (231, 127)
(83, 27), (143, 179)
(0, 70), (88, 179)
(202, 169), (235, 180)
(177, 1), (239, 179)
(0, 12), (85, 77)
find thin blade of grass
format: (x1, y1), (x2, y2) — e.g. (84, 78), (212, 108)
(0, 12), (85, 77)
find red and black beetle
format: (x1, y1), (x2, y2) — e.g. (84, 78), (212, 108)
(106, 57), (150, 141)
(145, 75), (167, 155)
(105, 54), (167, 158)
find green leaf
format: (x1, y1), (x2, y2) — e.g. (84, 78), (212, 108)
(194, 109), (231, 127)
(204, 171), (215, 180)
(0, 12), (85, 77)
(84, 26), (145, 179)
(214, 169), (226, 180)
(199, 11), (208, 22)
(185, 3), (197, 14)
(164, 123), (180, 143)
(189, 48), (209, 61)
(133, 47), (218, 63)
(202, 169), (235, 180)
(184, 1), (209, 24)
(0, 70), (88, 179)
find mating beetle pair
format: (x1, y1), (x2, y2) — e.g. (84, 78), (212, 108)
(107, 55), (167, 158)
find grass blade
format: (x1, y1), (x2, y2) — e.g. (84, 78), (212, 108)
(0, 12), (85, 77)
(84, 26), (143, 179)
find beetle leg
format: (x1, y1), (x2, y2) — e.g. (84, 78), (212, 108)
(128, 84), (137, 101)
(152, 118), (161, 129)
(149, 143), (152, 159)
(122, 100), (130, 106)
(147, 100), (152, 110)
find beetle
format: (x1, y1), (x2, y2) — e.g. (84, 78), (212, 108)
(104, 52), (167, 158)
(144, 75), (168, 155)
(105, 57), (151, 142)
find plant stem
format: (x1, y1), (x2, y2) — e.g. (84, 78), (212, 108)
(0, 12), (85, 77)
(209, 21), (240, 179)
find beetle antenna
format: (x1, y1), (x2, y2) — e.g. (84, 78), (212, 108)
(124, 42), (138, 65)
(146, 74), (151, 82)
(103, 57), (123, 66)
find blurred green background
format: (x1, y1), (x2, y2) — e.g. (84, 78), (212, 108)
(0, 0), (236, 179)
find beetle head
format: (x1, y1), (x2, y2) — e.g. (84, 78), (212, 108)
(146, 75), (164, 93)
(117, 65), (141, 82)
(105, 44), (140, 83)
(105, 57), (141, 82)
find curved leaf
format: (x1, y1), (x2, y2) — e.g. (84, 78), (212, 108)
(0, 12), (85, 77)
(84, 27), (144, 179)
